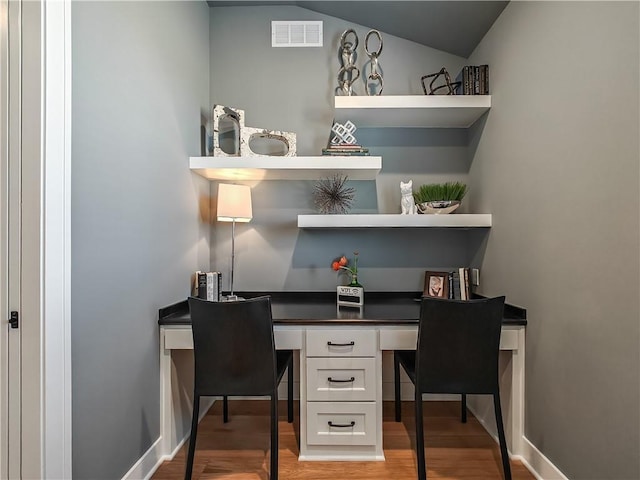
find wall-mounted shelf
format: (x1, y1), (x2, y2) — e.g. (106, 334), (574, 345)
(189, 156), (382, 181)
(297, 214), (492, 228)
(334, 95), (491, 128)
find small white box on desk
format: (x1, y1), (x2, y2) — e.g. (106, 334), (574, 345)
(337, 285), (364, 306)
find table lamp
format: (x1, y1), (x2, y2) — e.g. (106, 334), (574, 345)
(217, 183), (252, 301)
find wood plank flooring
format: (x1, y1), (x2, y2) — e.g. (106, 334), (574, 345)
(152, 400), (535, 480)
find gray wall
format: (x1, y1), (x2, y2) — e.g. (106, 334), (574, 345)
(209, 6), (485, 292)
(71, 2), (210, 478)
(70, 2), (640, 478)
(468, 2), (639, 479)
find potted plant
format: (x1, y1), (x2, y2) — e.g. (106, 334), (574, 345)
(413, 181), (467, 214)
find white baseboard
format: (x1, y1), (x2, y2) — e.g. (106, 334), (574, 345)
(519, 436), (569, 480)
(466, 403), (568, 480)
(120, 438), (164, 480)
(121, 397), (215, 480)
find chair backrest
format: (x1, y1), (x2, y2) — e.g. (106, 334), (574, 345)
(416, 296), (505, 395)
(188, 296), (277, 397)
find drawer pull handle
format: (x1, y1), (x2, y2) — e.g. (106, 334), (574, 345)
(328, 421), (356, 428)
(328, 376), (355, 383)
(327, 341), (355, 347)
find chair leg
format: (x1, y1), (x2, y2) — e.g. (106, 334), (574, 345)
(461, 393), (467, 423)
(223, 395), (229, 423)
(270, 393), (279, 479)
(394, 352), (402, 422)
(184, 394), (200, 480)
(414, 390), (427, 480)
(287, 355), (294, 423)
(493, 393), (512, 480)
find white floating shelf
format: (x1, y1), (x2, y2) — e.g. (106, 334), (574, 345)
(298, 214), (492, 228)
(334, 95), (491, 128)
(189, 156), (382, 181)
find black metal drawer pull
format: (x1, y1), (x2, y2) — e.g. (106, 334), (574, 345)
(328, 376), (355, 383)
(327, 341), (355, 347)
(328, 421), (356, 428)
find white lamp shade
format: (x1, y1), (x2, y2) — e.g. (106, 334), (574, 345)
(217, 183), (252, 222)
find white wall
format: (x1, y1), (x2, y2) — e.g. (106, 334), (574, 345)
(469, 2), (639, 478)
(71, 1), (210, 477)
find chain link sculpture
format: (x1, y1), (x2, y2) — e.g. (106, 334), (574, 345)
(365, 29), (383, 96)
(336, 29), (360, 96)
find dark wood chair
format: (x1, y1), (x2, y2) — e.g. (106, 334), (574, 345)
(185, 296), (294, 480)
(393, 296), (512, 480)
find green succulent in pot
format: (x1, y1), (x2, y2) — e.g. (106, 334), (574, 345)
(413, 181), (468, 214)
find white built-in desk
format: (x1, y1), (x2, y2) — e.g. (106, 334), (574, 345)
(158, 292), (526, 462)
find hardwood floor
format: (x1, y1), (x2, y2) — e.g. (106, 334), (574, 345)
(153, 400), (535, 480)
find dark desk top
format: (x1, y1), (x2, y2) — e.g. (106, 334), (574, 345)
(158, 292), (527, 327)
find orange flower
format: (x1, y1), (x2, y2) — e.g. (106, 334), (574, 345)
(330, 252), (359, 276)
(331, 252), (361, 287)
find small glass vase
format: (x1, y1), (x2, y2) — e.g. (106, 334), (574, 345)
(348, 272), (363, 288)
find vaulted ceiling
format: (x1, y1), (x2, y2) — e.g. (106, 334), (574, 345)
(207, 1), (509, 58)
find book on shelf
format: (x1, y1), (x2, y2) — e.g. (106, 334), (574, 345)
(455, 65), (489, 95)
(322, 144), (370, 156)
(196, 271), (222, 301)
(322, 143), (369, 156)
(435, 268), (471, 300)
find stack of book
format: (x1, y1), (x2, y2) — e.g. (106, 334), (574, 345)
(322, 143), (370, 156)
(195, 271), (222, 302)
(455, 65), (489, 95)
(447, 268), (472, 300)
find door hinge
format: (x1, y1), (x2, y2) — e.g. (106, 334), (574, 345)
(9, 311), (18, 329)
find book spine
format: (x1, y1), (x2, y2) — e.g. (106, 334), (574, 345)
(484, 65), (489, 95)
(217, 272), (222, 301)
(458, 267), (467, 300)
(448, 271), (454, 299)
(197, 272), (207, 300)
(322, 152), (370, 156)
(322, 148), (369, 152)
(194, 270), (201, 297)
(474, 66), (480, 94)
(206, 272), (215, 301)
(464, 268), (470, 300)
(464, 66), (470, 95)
(453, 272), (461, 300)
(482, 65), (489, 94)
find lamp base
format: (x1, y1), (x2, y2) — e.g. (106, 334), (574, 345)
(221, 294), (244, 302)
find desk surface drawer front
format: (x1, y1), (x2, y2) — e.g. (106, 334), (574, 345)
(163, 329), (194, 350)
(306, 329), (377, 357)
(306, 357), (376, 402)
(306, 402), (377, 446)
(378, 326), (521, 352)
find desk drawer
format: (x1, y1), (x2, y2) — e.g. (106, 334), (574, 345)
(306, 401), (377, 446)
(306, 329), (377, 357)
(378, 326), (521, 351)
(306, 357), (376, 401)
(499, 328), (518, 350)
(163, 329), (193, 350)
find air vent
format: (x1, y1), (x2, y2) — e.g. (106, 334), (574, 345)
(271, 21), (323, 47)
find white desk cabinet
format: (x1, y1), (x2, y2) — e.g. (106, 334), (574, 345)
(301, 328), (383, 460)
(159, 322), (525, 462)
